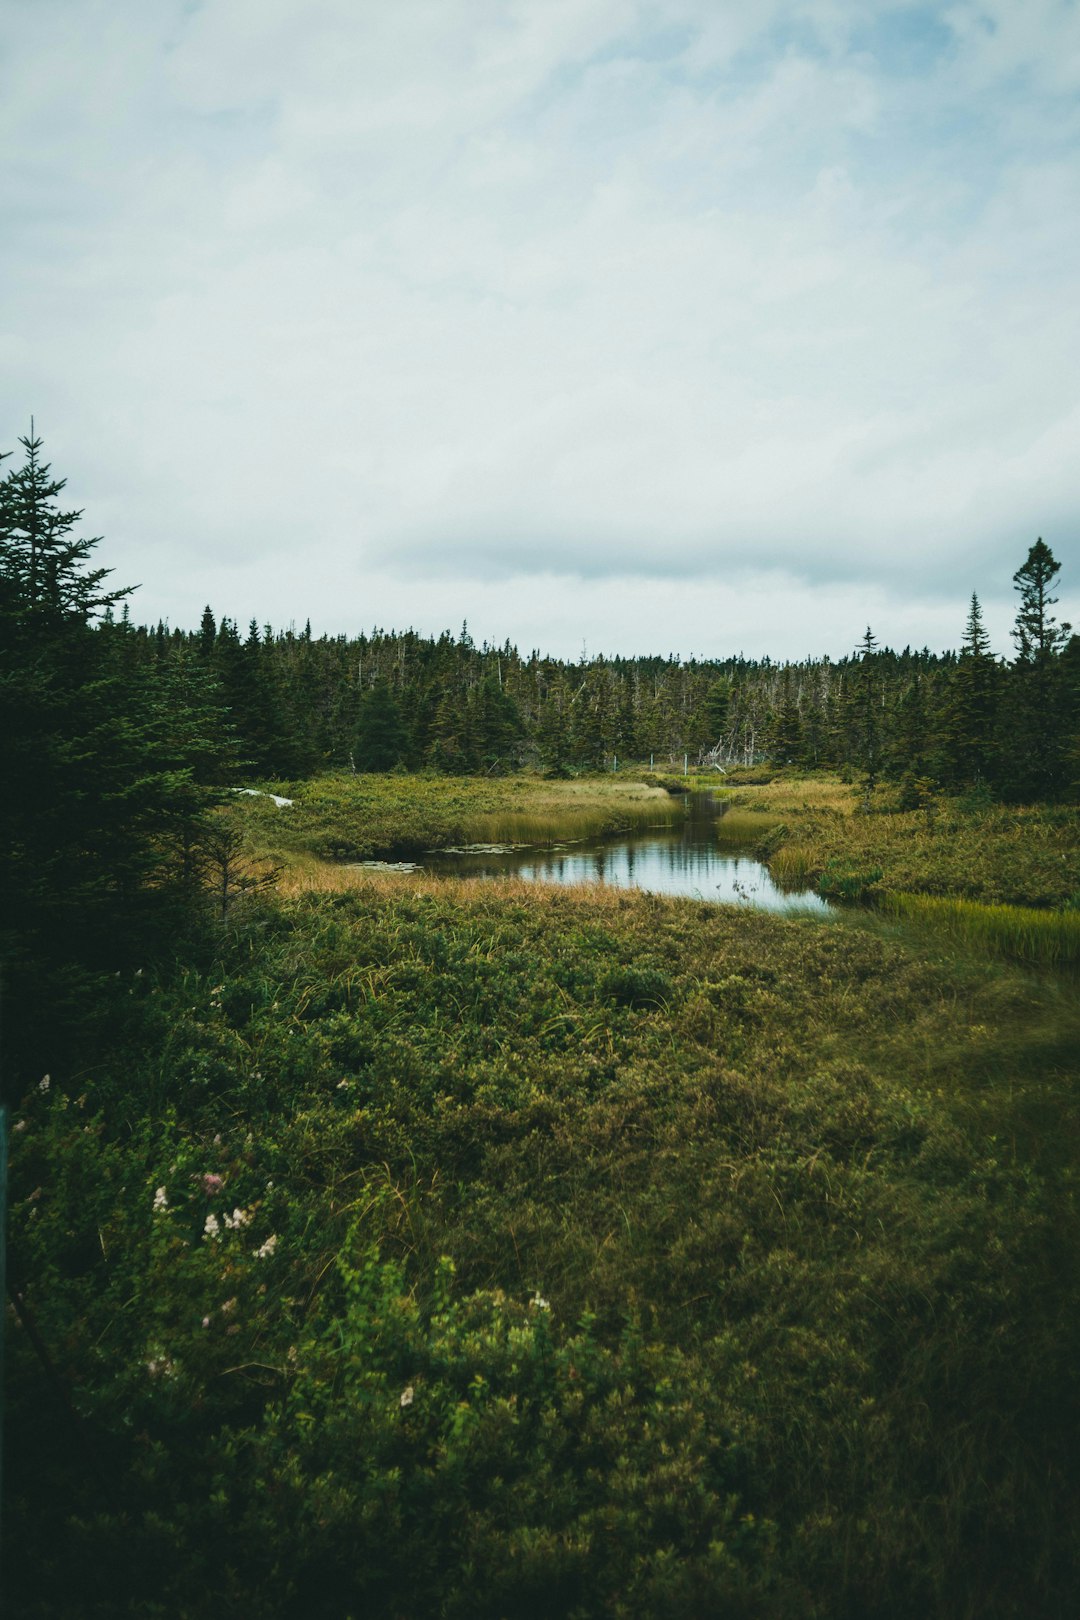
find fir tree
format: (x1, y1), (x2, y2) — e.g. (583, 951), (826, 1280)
(769, 670), (802, 765)
(198, 604), (217, 657)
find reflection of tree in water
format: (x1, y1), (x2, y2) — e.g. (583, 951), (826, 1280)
(430, 824), (827, 913)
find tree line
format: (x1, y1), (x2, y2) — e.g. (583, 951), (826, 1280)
(131, 548), (1076, 804)
(1, 430), (1076, 1079)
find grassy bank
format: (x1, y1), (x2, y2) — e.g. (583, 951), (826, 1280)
(235, 771), (680, 865)
(882, 890), (1080, 970)
(8, 875), (1080, 1617)
(720, 775), (1080, 909)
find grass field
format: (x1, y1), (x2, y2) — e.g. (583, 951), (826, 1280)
(8, 853), (1080, 1617)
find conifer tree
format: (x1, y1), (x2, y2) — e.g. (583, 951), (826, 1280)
(198, 604), (217, 657)
(1011, 540), (1069, 663)
(355, 677), (410, 771)
(942, 594), (999, 789)
(472, 675), (526, 771)
(854, 627), (881, 801)
(769, 670), (802, 765)
(999, 541), (1071, 799)
(0, 431), (220, 1079)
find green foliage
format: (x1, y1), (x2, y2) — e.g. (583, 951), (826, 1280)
(734, 778), (1080, 908)
(3, 421), (1078, 1620)
(0, 433), (227, 1083)
(354, 675), (410, 771)
(8, 881), (1080, 1616)
(997, 541), (1072, 800)
(816, 857), (885, 902)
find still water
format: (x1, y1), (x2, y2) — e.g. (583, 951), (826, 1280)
(421, 796), (828, 913)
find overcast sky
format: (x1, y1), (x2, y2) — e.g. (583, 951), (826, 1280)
(4, 0), (1079, 659)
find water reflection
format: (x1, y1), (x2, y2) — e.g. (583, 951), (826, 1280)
(426, 798), (827, 914)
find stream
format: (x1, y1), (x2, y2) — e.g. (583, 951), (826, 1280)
(378, 794), (829, 913)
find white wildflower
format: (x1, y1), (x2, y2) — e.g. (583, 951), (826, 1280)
(399, 1385), (415, 1409)
(223, 1207), (251, 1231)
(530, 1291), (550, 1312)
(202, 1315), (211, 1328)
(12, 1119), (27, 1134)
(254, 1235), (277, 1260)
(153, 1186), (168, 1213)
(203, 1213), (221, 1239)
(38, 1074), (50, 1094)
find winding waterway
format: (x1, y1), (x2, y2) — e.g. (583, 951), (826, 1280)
(419, 795), (829, 913)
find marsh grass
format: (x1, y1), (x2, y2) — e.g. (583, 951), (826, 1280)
(722, 774), (860, 817)
(10, 875), (1080, 1618)
(767, 843), (815, 886)
(713, 808), (787, 843)
(884, 890), (1080, 969)
(722, 775), (1080, 907)
(237, 771), (681, 866)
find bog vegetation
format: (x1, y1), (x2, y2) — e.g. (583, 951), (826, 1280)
(2, 432), (1079, 1618)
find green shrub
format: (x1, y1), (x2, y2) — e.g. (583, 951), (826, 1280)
(7, 882), (1080, 1617)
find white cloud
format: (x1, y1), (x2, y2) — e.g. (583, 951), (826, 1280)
(2, 0), (1077, 654)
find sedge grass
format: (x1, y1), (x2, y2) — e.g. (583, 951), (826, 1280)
(720, 777), (1080, 908)
(237, 771), (681, 866)
(767, 843), (815, 887)
(884, 890), (1080, 969)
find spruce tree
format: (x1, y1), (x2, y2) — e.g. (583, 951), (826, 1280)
(1011, 540), (1070, 663)
(355, 677), (410, 771)
(769, 670), (802, 765)
(854, 627), (881, 802)
(942, 594), (999, 790)
(0, 431), (217, 1080)
(197, 604), (217, 657)
(999, 541), (1071, 799)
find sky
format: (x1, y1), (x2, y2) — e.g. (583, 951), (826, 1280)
(3, 0), (1079, 660)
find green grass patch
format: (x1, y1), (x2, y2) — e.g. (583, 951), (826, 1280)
(724, 775), (1080, 908)
(884, 890), (1080, 969)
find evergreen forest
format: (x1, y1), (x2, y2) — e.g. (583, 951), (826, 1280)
(124, 541), (1079, 803)
(2, 431), (1079, 1619)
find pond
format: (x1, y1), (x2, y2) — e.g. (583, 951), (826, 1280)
(413, 794), (829, 913)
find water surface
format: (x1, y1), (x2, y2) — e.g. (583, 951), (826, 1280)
(423, 795), (827, 913)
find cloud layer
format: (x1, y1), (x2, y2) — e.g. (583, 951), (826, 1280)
(3, 0), (1078, 656)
